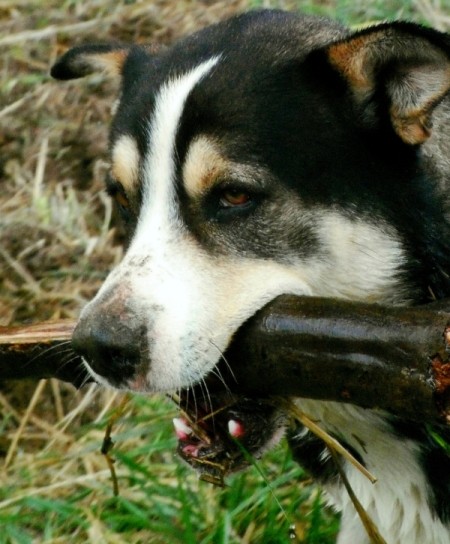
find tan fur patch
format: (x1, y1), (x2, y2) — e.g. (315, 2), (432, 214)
(111, 135), (140, 192)
(183, 137), (230, 197)
(87, 49), (128, 76)
(390, 110), (432, 145)
(327, 32), (381, 94)
(389, 66), (450, 144)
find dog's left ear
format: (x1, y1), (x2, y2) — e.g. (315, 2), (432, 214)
(326, 22), (450, 145)
(51, 43), (131, 80)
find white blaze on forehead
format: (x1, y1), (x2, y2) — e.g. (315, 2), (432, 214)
(111, 134), (140, 191)
(141, 57), (220, 226)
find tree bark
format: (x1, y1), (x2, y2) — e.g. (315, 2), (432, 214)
(1, 296), (450, 423)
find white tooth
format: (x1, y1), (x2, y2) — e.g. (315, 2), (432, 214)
(173, 417), (193, 439)
(228, 419), (244, 438)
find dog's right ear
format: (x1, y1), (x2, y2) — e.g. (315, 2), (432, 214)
(50, 44), (131, 80)
(324, 22), (450, 145)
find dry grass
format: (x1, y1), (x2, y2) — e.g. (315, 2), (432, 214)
(1, 1), (449, 543)
(1, 3), (312, 543)
(0, 0), (251, 327)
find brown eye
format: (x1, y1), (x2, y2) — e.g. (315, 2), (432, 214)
(114, 190), (129, 209)
(220, 188), (251, 208)
(106, 176), (132, 223)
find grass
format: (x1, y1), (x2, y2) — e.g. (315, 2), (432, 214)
(0, 1), (449, 543)
(0, 387), (339, 543)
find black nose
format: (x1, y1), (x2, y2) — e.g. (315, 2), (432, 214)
(71, 307), (144, 387)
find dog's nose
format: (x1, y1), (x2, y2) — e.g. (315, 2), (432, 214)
(71, 304), (144, 386)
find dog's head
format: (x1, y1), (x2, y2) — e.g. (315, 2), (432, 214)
(52, 10), (450, 393)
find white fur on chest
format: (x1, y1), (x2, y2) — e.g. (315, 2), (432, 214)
(295, 399), (449, 544)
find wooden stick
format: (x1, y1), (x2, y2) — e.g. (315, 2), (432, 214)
(1, 296), (450, 422)
(0, 320), (88, 386)
(222, 296), (450, 423)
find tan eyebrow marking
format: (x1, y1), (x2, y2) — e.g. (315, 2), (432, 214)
(183, 136), (230, 198)
(111, 135), (140, 192)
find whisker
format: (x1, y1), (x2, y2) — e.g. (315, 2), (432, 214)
(200, 376), (214, 422)
(56, 353), (94, 388)
(182, 386), (189, 411)
(191, 380), (199, 421)
(57, 352), (84, 373)
(209, 366), (232, 394)
(78, 363), (97, 389)
(209, 340), (237, 384)
(75, 372), (90, 389)
(23, 340), (74, 368)
(185, 375), (199, 422)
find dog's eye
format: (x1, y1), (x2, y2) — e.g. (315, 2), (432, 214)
(219, 188), (251, 208)
(113, 191), (129, 210)
(106, 176), (132, 222)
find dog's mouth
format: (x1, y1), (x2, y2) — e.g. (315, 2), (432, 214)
(172, 386), (286, 486)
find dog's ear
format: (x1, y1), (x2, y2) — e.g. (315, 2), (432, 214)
(325, 22), (450, 145)
(50, 44), (131, 80)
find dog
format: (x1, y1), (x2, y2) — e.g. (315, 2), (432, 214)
(51, 9), (450, 543)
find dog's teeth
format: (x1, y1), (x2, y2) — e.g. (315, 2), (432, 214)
(228, 419), (245, 438)
(173, 417), (193, 440)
